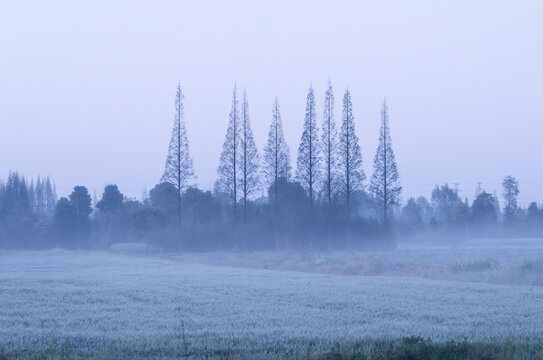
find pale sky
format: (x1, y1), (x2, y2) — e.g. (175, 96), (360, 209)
(1, 0), (542, 206)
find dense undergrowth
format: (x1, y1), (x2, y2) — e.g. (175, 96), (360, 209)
(321, 337), (543, 360)
(3, 337), (543, 360)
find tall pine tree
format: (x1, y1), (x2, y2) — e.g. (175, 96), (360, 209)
(263, 98), (291, 191)
(216, 85), (241, 211)
(263, 98), (291, 249)
(296, 85), (320, 206)
(338, 89), (365, 216)
(321, 81), (339, 205)
(370, 99), (401, 225)
(161, 82), (196, 224)
(239, 89), (260, 217)
(44, 177), (57, 216)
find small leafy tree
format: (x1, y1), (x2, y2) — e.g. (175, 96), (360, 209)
(502, 175), (519, 224)
(96, 185), (124, 213)
(67, 186), (92, 249)
(471, 191), (497, 225)
(431, 184), (461, 224)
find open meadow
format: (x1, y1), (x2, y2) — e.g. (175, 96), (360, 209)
(1, 239), (543, 359)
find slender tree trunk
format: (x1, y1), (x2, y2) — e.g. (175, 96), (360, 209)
(383, 125), (388, 227)
(346, 128), (351, 249)
(177, 102), (182, 250)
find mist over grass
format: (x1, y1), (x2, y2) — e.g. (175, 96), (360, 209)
(183, 238), (543, 286)
(2, 241), (543, 359)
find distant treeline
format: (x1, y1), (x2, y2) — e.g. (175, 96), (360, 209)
(1, 83), (542, 251)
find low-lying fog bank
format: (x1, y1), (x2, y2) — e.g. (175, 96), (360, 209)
(173, 238), (543, 286)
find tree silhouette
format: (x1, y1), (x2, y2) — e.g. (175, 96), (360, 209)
(502, 175), (519, 223)
(239, 89), (260, 218)
(370, 100), (401, 225)
(263, 98), (291, 249)
(68, 186), (92, 249)
(263, 98), (291, 195)
(338, 89), (365, 216)
(97, 184), (124, 213)
(216, 85), (241, 213)
(321, 81), (340, 204)
(296, 85), (320, 207)
(161, 82), (196, 224)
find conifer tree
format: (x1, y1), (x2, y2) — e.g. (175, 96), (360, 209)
(161, 82), (196, 223)
(370, 100), (401, 225)
(321, 81), (339, 205)
(296, 86), (320, 206)
(263, 98), (292, 249)
(35, 177), (43, 216)
(338, 89), (365, 216)
(44, 177), (57, 216)
(28, 179), (35, 213)
(239, 89), (261, 216)
(216, 85), (241, 211)
(263, 98), (291, 192)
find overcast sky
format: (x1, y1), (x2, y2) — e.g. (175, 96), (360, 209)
(1, 0), (542, 206)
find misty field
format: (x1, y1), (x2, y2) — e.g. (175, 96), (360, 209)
(1, 243), (543, 359)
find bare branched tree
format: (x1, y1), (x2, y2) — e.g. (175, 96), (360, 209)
(263, 98), (291, 249)
(239, 89), (261, 218)
(321, 81), (340, 205)
(263, 98), (291, 193)
(370, 100), (401, 225)
(296, 86), (320, 207)
(215, 85), (241, 213)
(338, 88), (365, 217)
(161, 82), (196, 223)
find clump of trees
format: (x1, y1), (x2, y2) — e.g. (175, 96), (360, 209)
(398, 176), (543, 241)
(0, 173), (57, 249)
(1, 83), (542, 252)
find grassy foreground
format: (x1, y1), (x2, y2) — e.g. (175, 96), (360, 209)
(2, 250), (543, 359)
(322, 337), (543, 360)
(3, 337), (543, 360)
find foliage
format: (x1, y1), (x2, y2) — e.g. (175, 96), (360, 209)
(0, 172), (35, 248)
(96, 184), (123, 212)
(502, 175), (519, 224)
(471, 191), (498, 225)
(431, 184), (461, 224)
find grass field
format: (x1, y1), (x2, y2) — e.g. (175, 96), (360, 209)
(1, 242), (543, 359)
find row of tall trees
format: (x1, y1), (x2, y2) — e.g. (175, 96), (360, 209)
(159, 82), (402, 248)
(210, 83), (401, 221)
(3, 83), (541, 251)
